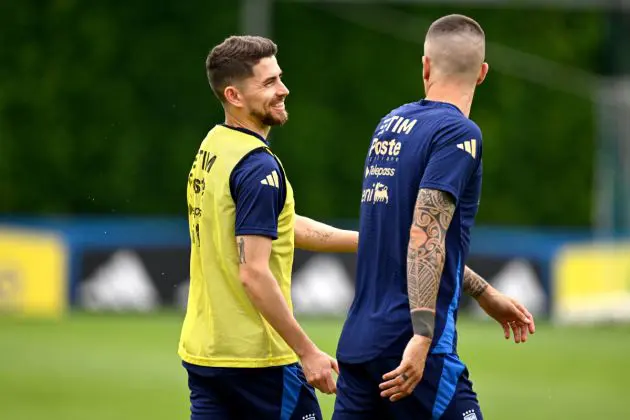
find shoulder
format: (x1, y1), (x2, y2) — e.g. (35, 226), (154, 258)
(373, 102), (423, 136)
(385, 101), (420, 119)
(435, 115), (482, 147)
(234, 149), (280, 176)
(231, 149), (284, 192)
(461, 117), (482, 138)
(375, 101), (421, 124)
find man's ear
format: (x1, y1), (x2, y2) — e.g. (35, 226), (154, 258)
(477, 62), (489, 86)
(422, 56), (431, 82)
(224, 85), (243, 108)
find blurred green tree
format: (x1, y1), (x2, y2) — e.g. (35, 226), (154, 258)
(0, 2), (603, 227)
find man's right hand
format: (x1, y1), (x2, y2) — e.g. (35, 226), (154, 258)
(379, 334), (431, 402)
(299, 347), (339, 395)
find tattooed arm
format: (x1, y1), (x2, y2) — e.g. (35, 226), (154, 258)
(407, 188), (456, 339)
(463, 266), (489, 299)
(294, 215), (358, 253)
(379, 188), (457, 402)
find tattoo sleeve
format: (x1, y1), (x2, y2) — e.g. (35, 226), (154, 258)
(237, 237), (246, 264)
(407, 189), (455, 337)
(463, 266), (489, 299)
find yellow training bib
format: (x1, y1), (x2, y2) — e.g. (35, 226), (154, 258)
(178, 125), (297, 368)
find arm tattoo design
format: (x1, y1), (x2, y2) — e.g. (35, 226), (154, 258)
(463, 266), (489, 299)
(407, 189), (455, 313)
(305, 227), (333, 245)
(237, 237), (246, 264)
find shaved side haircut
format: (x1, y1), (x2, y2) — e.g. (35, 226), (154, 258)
(206, 36), (278, 103)
(424, 14), (485, 81)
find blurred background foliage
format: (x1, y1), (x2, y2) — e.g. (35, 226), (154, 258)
(0, 1), (604, 226)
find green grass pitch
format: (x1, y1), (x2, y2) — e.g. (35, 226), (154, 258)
(0, 313), (627, 419)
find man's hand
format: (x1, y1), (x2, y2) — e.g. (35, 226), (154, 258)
(478, 287), (536, 343)
(379, 335), (431, 402)
(299, 348), (339, 395)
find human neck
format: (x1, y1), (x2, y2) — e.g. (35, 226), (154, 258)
(424, 81), (476, 117)
(224, 110), (270, 139)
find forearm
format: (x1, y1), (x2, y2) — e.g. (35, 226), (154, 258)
(463, 266), (490, 299)
(407, 189), (455, 338)
(407, 231), (444, 339)
(240, 267), (315, 357)
(294, 215), (358, 253)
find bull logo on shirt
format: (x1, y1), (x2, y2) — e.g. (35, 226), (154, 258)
(361, 182), (390, 205)
(373, 183), (389, 204)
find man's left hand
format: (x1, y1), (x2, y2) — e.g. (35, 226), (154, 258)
(477, 288), (536, 343)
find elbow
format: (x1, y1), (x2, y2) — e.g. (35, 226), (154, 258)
(238, 265), (266, 290)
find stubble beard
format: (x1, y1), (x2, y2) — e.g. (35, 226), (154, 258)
(254, 109), (288, 127)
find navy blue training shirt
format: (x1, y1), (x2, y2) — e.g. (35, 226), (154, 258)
(227, 126), (286, 240)
(337, 99), (483, 364)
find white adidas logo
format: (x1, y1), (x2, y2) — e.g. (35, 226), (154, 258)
(463, 409), (478, 420)
(456, 139), (477, 159)
(260, 170), (280, 188)
(79, 250), (160, 312)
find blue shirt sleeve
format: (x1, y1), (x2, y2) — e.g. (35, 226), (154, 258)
(230, 150), (286, 240)
(419, 119), (482, 204)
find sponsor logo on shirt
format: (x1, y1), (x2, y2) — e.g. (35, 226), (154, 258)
(374, 183), (389, 203)
(365, 165), (396, 178)
(260, 170), (280, 188)
(361, 182), (389, 205)
(369, 138), (402, 159)
(463, 410), (478, 420)
(188, 205), (202, 217)
(456, 139), (477, 159)
(188, 174), (206, 194)
(376, 116), (417, 136)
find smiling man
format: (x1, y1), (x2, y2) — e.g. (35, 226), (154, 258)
(178, 36), (358, 420)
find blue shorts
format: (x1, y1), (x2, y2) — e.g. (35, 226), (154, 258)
(183, 361), (322, 420)
(333, 354), (482, 420)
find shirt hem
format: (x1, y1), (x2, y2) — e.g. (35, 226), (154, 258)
(179, 351), (298, 368)
(235, 227), (278, 240)
(430, 346), (455, 354)
(338, 349), (458, 364)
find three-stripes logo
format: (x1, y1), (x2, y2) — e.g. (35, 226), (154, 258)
(260, 170), (280, 188)
(456, 139), (477, 159)
(462, 409), (478, 420)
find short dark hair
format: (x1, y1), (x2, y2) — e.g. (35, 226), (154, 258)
(426, 14), (485, 40)
(206, 36), (278, 102)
